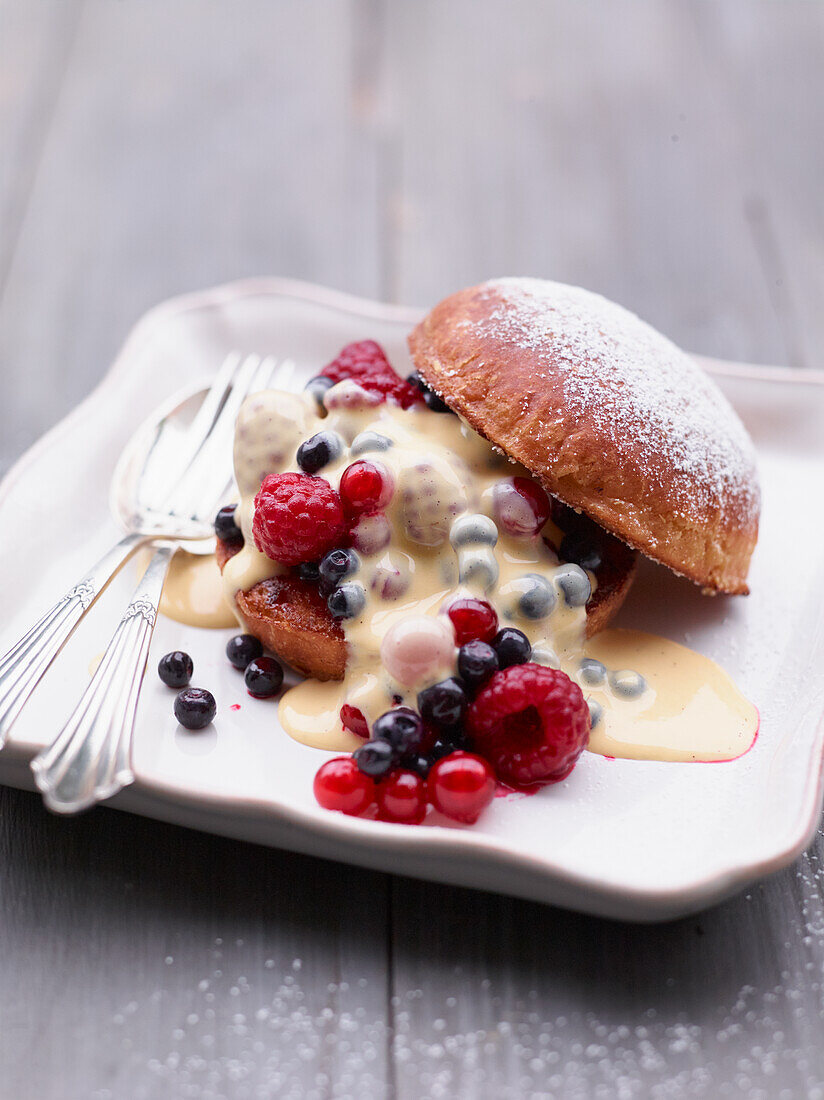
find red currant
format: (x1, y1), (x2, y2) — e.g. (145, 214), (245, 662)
(376, 769), (428, 825)
(427, 752), (496, 824)
(493, 476), (551, 537)
(339, 460), (394, 517)
(447, 598), (498, 646)
(340, 705), (369, 739)
(313, 757), (376, 816)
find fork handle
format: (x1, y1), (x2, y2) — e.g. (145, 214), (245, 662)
(0, 532), (146, 747)
(31, 543), (174, 814)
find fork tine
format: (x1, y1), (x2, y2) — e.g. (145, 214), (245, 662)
(158, 353), (261, 513)
(163, 355), (286, 522)
(182, 357), (293, 523)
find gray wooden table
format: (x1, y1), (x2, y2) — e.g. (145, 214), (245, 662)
(2, 2), (823, 1097)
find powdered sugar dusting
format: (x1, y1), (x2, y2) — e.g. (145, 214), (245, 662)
(469, 278), (760, 521)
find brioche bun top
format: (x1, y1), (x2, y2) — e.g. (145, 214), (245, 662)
(408, 277), (760, 594)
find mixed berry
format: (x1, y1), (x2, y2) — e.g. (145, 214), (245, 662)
(201, 338), (643, 828)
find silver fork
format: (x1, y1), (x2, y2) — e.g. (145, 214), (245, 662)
(0, 353), (288, 812)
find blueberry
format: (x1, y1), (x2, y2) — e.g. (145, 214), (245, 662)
(407, 370), (451, 412)
(424, 389), (451, 413)
(530, 646), (560, 669)
(492, 627), (531, 668)
(244, 656), (284, 698)
(457, 640), (499, 692)
(579, 657), (607, 686)
(515, 573), (556, 620)
(401, 753), (432, 778)
(587, 698), (603, 729)
(449, 513), (498, 549)
(458, 547), (499, 592)
(354, 739), (395, 778)
(304, 375), (334, 408)
(296, 430), (342, 474)
(372, 707), (424, 756)
(158, 650), (193, 688)
(319, 548), (360, 594)
(327, 582), (366, 620)
(555, 563), (592, 607)
(214, 504), (242, 544)
(297, 561), (321, 584)
(609, 669), (647, 699)
(225, 634), (263, 670)
(428, 732), (468, 761)
(559, 532), (603, 572)
(174, 687), (216, 730)
(417, 678), (468, 731)
(350, 430), (393, 456)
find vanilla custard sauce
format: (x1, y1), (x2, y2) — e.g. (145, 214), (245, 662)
(161, 381), (758, 767)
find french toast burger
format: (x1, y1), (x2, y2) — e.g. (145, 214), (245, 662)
(216, 278), (760, 692)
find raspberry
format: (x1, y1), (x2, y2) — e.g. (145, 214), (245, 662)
(253, 472), (346, 566)
(447, 598), (498, 646)
(467, 664), (589, 788)
(321, 341), (423, 409)
(314, 757), (375, 816)
(340, 704), (369, 739)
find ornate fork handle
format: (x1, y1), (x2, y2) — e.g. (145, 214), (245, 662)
(0, 532), (146, 748)
(32, 544), (174, 814)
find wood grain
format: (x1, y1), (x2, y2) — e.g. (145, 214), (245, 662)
(1, 0), (824, 1096)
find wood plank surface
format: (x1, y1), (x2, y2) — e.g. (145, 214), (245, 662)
(1, 2), (824, 1097)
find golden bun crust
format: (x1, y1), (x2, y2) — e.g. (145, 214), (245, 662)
(408, 278), (760, 594)
(218, 533), (637, 682)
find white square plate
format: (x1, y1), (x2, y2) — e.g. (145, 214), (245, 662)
(2, 279), (822, 922)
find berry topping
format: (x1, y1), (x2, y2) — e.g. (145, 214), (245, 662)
(157, 650), (193, 688)
(319, 548), (360, 594)
(447, 598), (498, 646)
(380, 616), (455, 688)
(350, 430), (393, 456)
(467, 664), (590, 788)
(252, 472), (346, 566)
(314, 757), (375, 816)
(429, 730), (469, 760)
(244, 656), (284, 698)
(417, 677), (468, 732)
(214, 504), (243, 544)
(513, 573), (556, 621)
(321, 341), (422, 409)
(339, 460), (394, 517)
(449, 513), (498, 549)
(457, 640), (499, 692)
(297, 561), (321, 584)
(400, 753), (432, 779)
(340, 704), (369, 739)
(407, 371), (451, 413)
(350, 513), (391, 555)
(554, 563), (592, 608)
(491, 627), (532, 668)
(493, 476), (552, 537)
(174, 687), (216, 730)
(327, 582), (367, 620)
(377, 769), (428, 825)
(559, 531), (603, 572)
(354, 739), (396, 778)
(225, 633), (263, 670)
(427, 752), (496, 824)
(372, 707), (425, 757)
(304, 374), (334, 409)
(296, 431), (343, 474)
